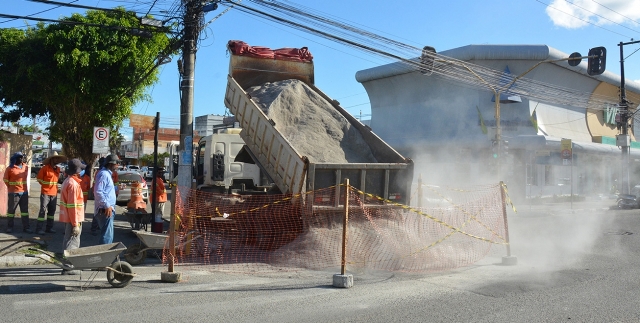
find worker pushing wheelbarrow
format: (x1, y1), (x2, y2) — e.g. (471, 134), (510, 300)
(26, 242), (135, 288)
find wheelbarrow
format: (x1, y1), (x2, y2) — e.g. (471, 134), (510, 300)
(125, 230), (206, 265)
(125, 231), (168, 265)
(25, 242), (135, 288)
(124, 211), (151, 231)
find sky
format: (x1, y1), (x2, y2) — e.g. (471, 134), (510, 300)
(2, 0), (640, 141)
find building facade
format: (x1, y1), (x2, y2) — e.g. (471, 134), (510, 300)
(356, 44), (640, 200)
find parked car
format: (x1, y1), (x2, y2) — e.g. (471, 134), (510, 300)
(144, 166), (154, 180)
(616, 185), (640, 209)
(115, 170), (149, 205)
(126, 165), (142, 173)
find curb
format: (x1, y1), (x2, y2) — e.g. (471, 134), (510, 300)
(0, 255), (45, 268)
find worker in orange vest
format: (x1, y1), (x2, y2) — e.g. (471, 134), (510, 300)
(35, 156), (62, 234)
(59, 159), (86, 275)
(150, 167), (168, 222)
(3, 152), (31, 233)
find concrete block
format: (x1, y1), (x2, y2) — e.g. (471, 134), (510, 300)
(332, 273), (353, 288)
(161, 271), (182, 283)
(502, 255), (518, 266)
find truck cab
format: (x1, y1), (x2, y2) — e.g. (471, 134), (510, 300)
(195, 128), (270, 194)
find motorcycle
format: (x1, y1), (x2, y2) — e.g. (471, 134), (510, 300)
(616, 193), (640, 209)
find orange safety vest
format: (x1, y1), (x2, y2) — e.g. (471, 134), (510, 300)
(59, 175), (84, 226)
(37, 164), (60, 195)
(80, 173), (91, 203)
(151, 179), (167, 203)
(3, 163), (29, 193)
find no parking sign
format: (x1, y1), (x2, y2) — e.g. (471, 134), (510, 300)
(93, 127), (110, 154)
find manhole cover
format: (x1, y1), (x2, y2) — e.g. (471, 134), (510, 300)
(605, 231), (633, 235)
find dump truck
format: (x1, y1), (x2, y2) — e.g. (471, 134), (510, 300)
(194, 41), (414, 210)
(195, 127), (274, 193)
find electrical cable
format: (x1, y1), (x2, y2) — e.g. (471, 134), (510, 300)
(533, 0), (634, 39)
(589, 0), (640, 26)
(227, 0), (622, 112)
(562, 0), (640, 35)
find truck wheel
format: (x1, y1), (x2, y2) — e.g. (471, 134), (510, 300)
(107, 261), (134, 288)
(124, 243), (147, 266)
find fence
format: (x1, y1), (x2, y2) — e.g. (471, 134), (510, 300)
(163, 182), (511, 274)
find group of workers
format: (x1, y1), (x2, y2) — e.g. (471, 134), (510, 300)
(3, 151), (168, 273)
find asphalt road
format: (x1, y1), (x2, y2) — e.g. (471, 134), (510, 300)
(1, 198), (640, 322)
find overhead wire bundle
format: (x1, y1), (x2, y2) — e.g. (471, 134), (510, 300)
(224, 0), (622, 112)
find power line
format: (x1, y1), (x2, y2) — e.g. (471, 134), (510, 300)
(533, 0), (634, 39)
(589, 0), (640, 26)
(562, 0), (640, 35)
(230, 0), (621, 112)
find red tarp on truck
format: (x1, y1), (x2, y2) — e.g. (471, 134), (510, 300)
(227, 40), (313, 62)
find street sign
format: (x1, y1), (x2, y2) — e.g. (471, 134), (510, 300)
(129, 114), (156, 130)
(93, 127), (110, 154)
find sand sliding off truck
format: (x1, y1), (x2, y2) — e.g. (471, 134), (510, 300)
(195, 40), (414, 210)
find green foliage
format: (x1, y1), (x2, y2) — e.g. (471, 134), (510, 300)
(0, 8), (177, 165)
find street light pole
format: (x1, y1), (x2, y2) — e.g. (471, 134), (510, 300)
(450, 57), (579, 180)
(617, 40), (640, 195)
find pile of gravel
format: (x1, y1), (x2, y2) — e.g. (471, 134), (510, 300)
(247, 79), (377, 163)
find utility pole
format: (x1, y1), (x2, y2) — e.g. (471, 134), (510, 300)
(137, 129), (142, 164)
(617, 40), (640, 195)
(177, 0), (202, 190)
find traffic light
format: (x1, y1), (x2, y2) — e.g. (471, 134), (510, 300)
(502, 140), (509, 156)
(420, 46), (436, 76)
(587, 46), (606, 76)
(491, 140), (499, 158)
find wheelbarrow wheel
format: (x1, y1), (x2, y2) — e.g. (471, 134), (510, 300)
(107, 261), (134, 288)
(124, 243), (147, 266)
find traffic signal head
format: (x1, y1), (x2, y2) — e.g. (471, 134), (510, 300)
(503, 140), (509, 155)
(420, 46), (436, 76)
(587, 46), (606, 76)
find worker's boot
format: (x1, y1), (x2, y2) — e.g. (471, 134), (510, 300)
(6, 216), (14, 233)
(35, 217), (45, 235)
(45, 217), (56, 233)
(21, 215), (33, 234)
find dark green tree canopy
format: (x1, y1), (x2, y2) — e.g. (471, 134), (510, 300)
(0, 8), (176, 165)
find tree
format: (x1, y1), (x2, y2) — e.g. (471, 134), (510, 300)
(0, 8), (177, 165)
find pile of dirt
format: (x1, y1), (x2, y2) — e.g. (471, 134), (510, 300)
(247, 79), (377, 163)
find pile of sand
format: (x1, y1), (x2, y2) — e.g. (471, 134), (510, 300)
(247, 79), (377, 163)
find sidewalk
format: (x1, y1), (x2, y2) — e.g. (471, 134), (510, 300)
(509, 195), (616, 216)
(0, 179), (171, 268)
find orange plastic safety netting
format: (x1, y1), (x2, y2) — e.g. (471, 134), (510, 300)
(163, 182), (510, 273)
